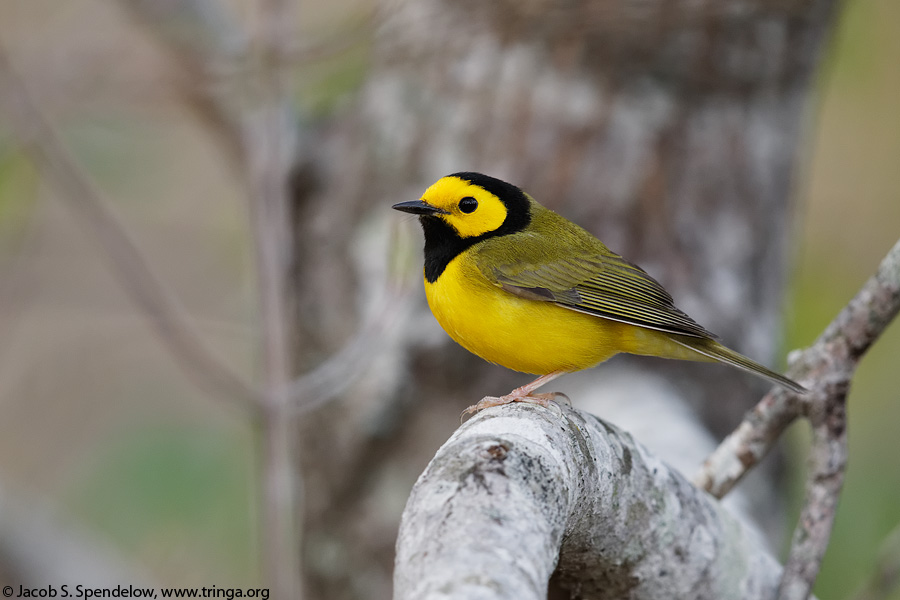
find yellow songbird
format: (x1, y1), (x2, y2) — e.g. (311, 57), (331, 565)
(393, 172), (805, 414)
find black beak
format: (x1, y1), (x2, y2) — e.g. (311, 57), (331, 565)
(391, 200), (449, 216)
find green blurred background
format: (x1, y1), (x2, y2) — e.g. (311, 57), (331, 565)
(785, 0), (900, 597)
(0, 0), (897, 597)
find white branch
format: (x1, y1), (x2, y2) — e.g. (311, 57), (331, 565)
(394, 403), (796, 600)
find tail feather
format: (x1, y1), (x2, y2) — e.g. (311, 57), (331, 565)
(672, 337), (807, 394)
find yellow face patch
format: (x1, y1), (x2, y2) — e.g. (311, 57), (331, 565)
(420, 176), (508, 239)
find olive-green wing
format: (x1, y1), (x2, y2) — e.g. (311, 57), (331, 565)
(484, 251), (716, 339)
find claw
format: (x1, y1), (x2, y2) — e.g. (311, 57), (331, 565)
(459, 371), (570, 422)
(551, 392), (571, 407)
(460, 390), (569, 422)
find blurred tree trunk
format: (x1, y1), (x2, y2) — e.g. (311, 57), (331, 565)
(289, 0), (840, 598)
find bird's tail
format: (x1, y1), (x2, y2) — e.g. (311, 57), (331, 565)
(671, 337), (807, 394)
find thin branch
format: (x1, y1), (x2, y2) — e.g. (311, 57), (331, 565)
(115, 0), (248, 163)
(694, 237), (900, 496)
(289, 267), (412, 412)
(121, 0), (394, 414)
(288, 302), (392, 413)
(0, 44), (263, 412)
(117, 0), (381, 166)
(777, 386), (848, 600)
(120, 0), (410, 417)
(694, 238), (900, 599)
(245, 0), (303, 597)
(691, 387), (800, 498)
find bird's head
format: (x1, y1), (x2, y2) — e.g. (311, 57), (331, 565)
(392, 172), (531, 239)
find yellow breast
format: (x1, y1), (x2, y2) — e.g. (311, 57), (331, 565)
(425, 253), (634, 375)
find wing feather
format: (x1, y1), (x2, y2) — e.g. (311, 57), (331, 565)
(487, 251), (716, 339)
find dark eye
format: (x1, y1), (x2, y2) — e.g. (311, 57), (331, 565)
(458, 197), (478, 213)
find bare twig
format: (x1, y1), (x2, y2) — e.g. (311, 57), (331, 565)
(288, 294), (397, 414)
(288, 229), (415, 412)
(115, 0), (248, 163)
(691, 387), (800, 498)
(694, 238), (900, 599)
(694, 238), (900, 495)
(121, 0), (392, 411)
(777, 384), (849, 600)
(245, 0), (303, 597)
(0, 44), (263, 412)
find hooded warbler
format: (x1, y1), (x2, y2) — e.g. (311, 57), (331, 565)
(393, 172), (805, 414)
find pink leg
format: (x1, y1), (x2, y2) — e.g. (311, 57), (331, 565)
(510, 371), (565, 396)
(461, 370), (569, 419)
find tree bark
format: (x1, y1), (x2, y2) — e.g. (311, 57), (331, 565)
(394, 403), (788, 600)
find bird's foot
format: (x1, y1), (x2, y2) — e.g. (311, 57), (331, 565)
(460, 389), (571, 422)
